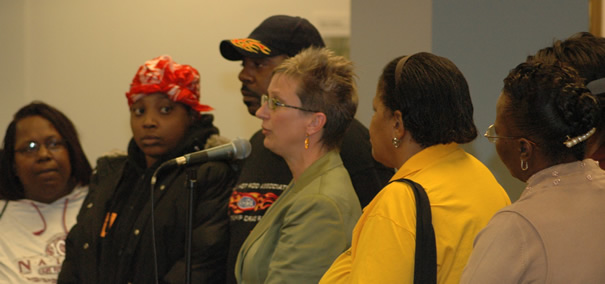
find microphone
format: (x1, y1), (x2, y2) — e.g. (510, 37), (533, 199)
(148, 137), (251, 283)
(161, 137), (251, 168)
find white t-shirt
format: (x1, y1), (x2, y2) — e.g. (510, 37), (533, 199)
(0, 186), (87, 283)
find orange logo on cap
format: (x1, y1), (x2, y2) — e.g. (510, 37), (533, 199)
(231, 38), (271, 55)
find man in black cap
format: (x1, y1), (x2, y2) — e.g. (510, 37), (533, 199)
(220, 15), (393, 283)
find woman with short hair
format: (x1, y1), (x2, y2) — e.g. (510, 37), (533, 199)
(235, 47), (362, 283)
(321, 52), (510, 284)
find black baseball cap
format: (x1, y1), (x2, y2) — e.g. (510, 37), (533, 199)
(220, 15), (326, 61)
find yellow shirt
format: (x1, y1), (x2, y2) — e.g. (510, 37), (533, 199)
(320, 143), (510, 284)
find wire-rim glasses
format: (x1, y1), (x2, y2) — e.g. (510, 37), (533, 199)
(261, 94), (319, 113)
(15, 138), (66, 156)
(484, 124), (521, 143)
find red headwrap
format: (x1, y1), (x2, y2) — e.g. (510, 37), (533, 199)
(125, 55), (213, 112)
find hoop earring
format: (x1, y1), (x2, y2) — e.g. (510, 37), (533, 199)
(521, 159), (528, 171)
(305, 134), (310, 150)
(392, 137), (401, 148)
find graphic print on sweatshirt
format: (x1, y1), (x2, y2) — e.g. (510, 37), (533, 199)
(0, 188), (86, 283)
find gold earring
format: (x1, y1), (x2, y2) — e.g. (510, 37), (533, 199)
(305, 134), (310, 149)
(392, 137), (401, 148)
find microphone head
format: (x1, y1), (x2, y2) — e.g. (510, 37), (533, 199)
(232, 137), (252, 160)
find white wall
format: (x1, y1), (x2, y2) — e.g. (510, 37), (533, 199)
(351, 1), (432, 126)
(0, 1), (26, 125)
(0, 0), (350, 166)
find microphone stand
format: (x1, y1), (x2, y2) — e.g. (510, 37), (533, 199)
(149, 139), (250, 283)
(151, 164), (198, 284)
(185, 168), (197, 284)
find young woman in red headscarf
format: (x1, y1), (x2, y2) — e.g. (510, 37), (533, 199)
(58, 56), (235, 284)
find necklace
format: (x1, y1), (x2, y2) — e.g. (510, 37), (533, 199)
(0, 198), (70, 235)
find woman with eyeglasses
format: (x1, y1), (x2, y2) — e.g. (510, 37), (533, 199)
(321, 52), (510, 284)
(461, 61), (605, 283)
(234, 47), (362, 283)
(0, 102), (92, 283)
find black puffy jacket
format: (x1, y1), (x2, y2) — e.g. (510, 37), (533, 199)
(59, 115), (235, 284)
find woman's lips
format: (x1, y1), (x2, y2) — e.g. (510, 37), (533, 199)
(35, 168), (60, 179)
(140, 136), (161, 146)
(36, 168), (58, 174)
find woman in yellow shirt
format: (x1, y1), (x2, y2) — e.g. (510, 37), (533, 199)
(321, 52), (510, 284)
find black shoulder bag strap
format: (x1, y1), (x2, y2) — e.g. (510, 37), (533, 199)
(389, 178), (437, 284)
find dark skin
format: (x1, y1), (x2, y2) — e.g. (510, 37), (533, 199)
(130, 93), (194, 168)
(13, 116), (74, 203)
(238, 55), (289, 115)
(494, 93), (577, 182)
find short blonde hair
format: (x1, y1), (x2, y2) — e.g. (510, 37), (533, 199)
(273, 47), (358, 150)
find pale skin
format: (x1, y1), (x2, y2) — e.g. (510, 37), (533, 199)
(255, 73), (328, 181)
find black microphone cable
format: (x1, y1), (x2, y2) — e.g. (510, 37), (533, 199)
(150, 162), (167, 284)
(148, 137), (251, 284)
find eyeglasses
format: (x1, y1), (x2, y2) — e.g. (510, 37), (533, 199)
(15, 138), (66, 156)
(261, 94), (319, 113)
(484, 124), (522, 143)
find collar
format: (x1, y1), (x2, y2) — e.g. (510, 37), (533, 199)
(289, 151), (343, 193)
(524, 159), (600, 197)
(127, 114), (218, 169)
(392, 143), (460, 180)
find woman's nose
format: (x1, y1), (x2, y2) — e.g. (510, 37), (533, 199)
(35, 144), (53, 161)
(142, 113), (158, 128)
(255, 101), (269, 119)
